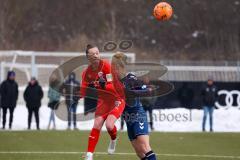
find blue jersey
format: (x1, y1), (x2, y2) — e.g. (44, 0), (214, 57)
(121, 73), (149, 141)
(121, 73), (148, 113)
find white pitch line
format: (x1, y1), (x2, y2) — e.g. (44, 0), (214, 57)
(0, 151), (239, 159)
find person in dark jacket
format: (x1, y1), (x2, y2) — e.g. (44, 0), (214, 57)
(24, 77), (43, 130)
(0, 71), (18, 130)
(61, 72), (80, 130)
(201, 77), (218, 132)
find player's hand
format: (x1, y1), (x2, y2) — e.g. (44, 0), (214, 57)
(99, 77), (106, 89)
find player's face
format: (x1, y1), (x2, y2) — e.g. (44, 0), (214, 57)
(87, 47), (100, 64)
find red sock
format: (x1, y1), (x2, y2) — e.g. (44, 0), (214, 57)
(87, 128), (100, 153)
(107, 125), (117, 140)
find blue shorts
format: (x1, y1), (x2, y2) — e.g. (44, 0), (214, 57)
(124, 110), (149, 141)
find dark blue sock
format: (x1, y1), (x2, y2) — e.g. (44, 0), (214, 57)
(141, 150), (157, 160)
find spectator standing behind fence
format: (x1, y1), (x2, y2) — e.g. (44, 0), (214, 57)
(47, 75), (61, 130)
(0, 71), (18, 130)
(61, 72), (80, 130)
(201, 77), (218, 132)
(24, 77), (43, 130)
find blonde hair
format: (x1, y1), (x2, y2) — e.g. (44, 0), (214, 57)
(111, 52), (128, 79)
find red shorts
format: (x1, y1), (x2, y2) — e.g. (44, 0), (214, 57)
(95, 99), (125, 120)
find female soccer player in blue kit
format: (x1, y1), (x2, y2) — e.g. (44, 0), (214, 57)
(111, 53), (157, 160)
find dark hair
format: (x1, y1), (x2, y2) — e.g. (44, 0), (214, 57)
(7, 71), (16, 78)
(85, 44), (97, 55)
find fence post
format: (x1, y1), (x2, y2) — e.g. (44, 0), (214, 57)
(31, 53), (38, 79)
(0, 61), (5, 83)
(237, 61), (240, 80)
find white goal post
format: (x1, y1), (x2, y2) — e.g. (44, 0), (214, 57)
(0, 50), (136, 83)
(0, 50), (136, 105)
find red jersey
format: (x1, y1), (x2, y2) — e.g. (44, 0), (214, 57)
(80, 60), (119, 99)
(81, 59), (125, 119)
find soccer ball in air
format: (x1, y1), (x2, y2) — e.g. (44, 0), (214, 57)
(153, 2), (173, 21)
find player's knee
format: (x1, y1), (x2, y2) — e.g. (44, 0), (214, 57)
(93, 120), (104, 130)
(105, 121), (114, 131)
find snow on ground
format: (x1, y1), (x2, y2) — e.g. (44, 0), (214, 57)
(0, 105), (239, 132)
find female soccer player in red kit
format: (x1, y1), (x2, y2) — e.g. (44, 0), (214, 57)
(81, 44), (125, 160)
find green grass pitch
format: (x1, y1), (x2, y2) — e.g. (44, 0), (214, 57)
(0, 131), (240, 160)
